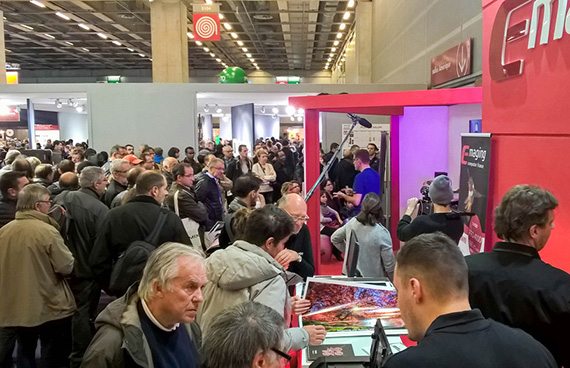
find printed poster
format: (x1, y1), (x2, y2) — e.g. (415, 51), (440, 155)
(458, 133), (491, 255)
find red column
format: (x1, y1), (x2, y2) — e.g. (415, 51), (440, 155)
(390, 115), (401, 251)
(304, 109), (321, 275)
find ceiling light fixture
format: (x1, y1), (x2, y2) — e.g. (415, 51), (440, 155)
(204, 47), (210, 52)
(63, 41), (73, 46)
(347, 0), (355, 7)
(242, 47), (248, 52)
(286, 106), (295, 115)
(76, 105), (85, 113)
(246, 53), (251, 58)
(216, 105), (222, 113)
(272, 114), (277, 119)
(112, 40), (121, 46)
(297, 116), (303, 122)
(81, 47), (89, 52)
(43, 33), (55, 39)
(195, 41), (203, 46)
(78, 23), (90, 30)
(219, 13), (224, 19)
(56, 12), (71, 20)
(334, 40), (339, 46)
(204, 104), (209, 112)
(210, 53), (215, 57)
(330, 53), (334, 57)
(298, 108), (305, 115)
(127, 48), (134, 52)
(324, 65), (329, 69)
(343, 11), (350, 20)
(68, 99), (78, 107)
(20, 24), (33, 31)
(55, 99), (62, 108)
(339, 23), (346, 30)
(216, 58), (221, 62)
(337, 33), (342, 38)
(250, 58), (255, 62)
(260, 106), (266, 113)
(139, 53), (145, 57)
(205, 0), (212, 4)
(255, 66), (260, 70)
(29, 0), (46, 8)
(231, 32), (238, 39)
(187, 32), (194, 39)
(272, 107), (279, 114)
(290, 116), (295, 121)
(97, 33), (108, 39)
(331, 47), (336, 52)
(223, 23), (232, 30)
(237, 41), (244, 46)
(327, 57), (332, 62)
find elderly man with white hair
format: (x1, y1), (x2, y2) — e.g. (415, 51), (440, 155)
(103, 158), (130, 207)
(81, 243), (207, 368)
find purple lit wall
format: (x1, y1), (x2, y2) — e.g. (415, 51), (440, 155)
(397, 106), (449, 218)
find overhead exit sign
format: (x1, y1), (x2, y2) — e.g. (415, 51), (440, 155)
(276, 76), (301, 84)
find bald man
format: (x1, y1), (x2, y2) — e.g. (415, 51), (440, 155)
(277, 194), (315, 280)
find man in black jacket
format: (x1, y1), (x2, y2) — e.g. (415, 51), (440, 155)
(103, 159), (130, 207)
(277, 193), (315, 281)
(54, 167), (109, 367)
(225, 145), (252, 182)
(466, 185), (569, 368)
(194, 158), (225, 230)
(384, 232), (556, 368)
(0, 171), (29, 229)
(90, 170), (190, 291)
(333, 149), (358, 191)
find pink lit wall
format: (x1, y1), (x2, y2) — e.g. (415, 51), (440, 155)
(397, 106), (450, 219)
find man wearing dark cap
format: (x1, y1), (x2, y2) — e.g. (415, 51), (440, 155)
(396, 175), (463, 244)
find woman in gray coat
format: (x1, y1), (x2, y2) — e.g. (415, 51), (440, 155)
(331, 193), (395, 280)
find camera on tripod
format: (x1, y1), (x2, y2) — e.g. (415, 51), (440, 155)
(418, 181), (433, 216)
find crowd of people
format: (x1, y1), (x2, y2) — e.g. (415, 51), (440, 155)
(0, 136), (568, 368)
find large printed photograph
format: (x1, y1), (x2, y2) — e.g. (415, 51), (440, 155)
(301, 278), (405, 333)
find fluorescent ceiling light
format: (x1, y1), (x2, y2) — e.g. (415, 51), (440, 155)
(249, 58), (255, 62)
(139, 53), (145, 57)
(237, 41), (244, 46)
(81, 47), (89, 52)
(20, 24), (33, 31)
(331, 47), (336, 52)
(339, 23), (346, 30)
(56, 12), (70, 20)
(203, 47), (209, 52)
(29, 0), (46, 8)
(223, 23), (231, 30)
(272, 107), (279, 114)
(334, 40), (339, 46)
(343, 11), (350, 20)
(210, 53), (215, 57)
(219, 13), (224, 19)
(78, 23), (90, 30)
(255, 66), (260, 70)
(43, 33), (55, 39)
(216, 58), (221, 62)
(242, 47), (248, 52)
(337, 33), (342, 38)
(231, 32), (238, 39)
(246, 53), (251, 58)
(63, 41), (73, 46)
(348, 0), (355, 7)
(195, 41), (203, 46)
(97, 33), (108, 39)
(187, 32), (194, 39)
(127, 48), (134, 52)
(112, 40), (121, 46)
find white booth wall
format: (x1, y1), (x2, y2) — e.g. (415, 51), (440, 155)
(58, 112), (88, 143)
(254, 114), (280, 140)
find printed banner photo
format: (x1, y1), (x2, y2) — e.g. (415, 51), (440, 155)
(458, 133), (491, 255)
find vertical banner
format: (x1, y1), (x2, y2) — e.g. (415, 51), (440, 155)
(192, 4), (221, 42)
(458, 133), (491, 255)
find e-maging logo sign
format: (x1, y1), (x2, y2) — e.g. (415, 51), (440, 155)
(490, 0), (570, 81)
(193, 13), (220, 41)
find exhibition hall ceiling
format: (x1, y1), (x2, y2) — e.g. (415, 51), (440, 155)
(1, 0), (355, 71)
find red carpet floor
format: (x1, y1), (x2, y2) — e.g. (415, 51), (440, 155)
(318, 258), (343, 276)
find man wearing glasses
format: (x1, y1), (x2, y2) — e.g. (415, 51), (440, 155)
(277, 193), (315, 281)
(195, 158), (226, 230)
(0, 184), (75, 367)
(103, 158), (130, 207)
(203, 302), (291, 368)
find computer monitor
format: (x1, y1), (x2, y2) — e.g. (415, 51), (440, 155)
(346, 231), (360, 277)
(21, 149), (52, 164)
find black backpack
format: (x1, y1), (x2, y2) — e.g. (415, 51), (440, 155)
(108, 211), (168, 296)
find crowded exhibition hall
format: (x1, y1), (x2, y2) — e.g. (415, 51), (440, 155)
(0, 0), (570, 367)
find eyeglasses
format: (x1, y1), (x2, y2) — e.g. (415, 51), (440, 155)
(36, 200), (53, 206)
(271, 347), (291, 366)
(290, 214), (310, 223)
(114, 169), (129, 174)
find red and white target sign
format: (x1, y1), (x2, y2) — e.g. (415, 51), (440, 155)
(193, 13), (220, 41)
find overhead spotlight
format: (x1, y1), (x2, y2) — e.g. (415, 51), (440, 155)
(290, 116), (295, 121)
(324, 65), (329, 70)
(237, 41), (244, 46)
(219, 13), (224, 19)
(216, 58), (221, 62)
(337, 33), (342, 38)
(327, 58), (332, 62)
(223, 23), (232, 30)
(250, 58), (255, 62)
(29, 0), (46, 8)
(97, 33), (108, 39)
(20, 24), (34, 31)
(81, 47), (89, 52)
(56, 12), (71, 21)
(330, 53), (334, 57)
(216, 104), (222, 113)
(112, 40), (121, 46)
(127, 48), (134, 52)
(63, 41), (74, 46)
(231, 32), (238, 39)
(76, 105), (85, 113)
(286, 106), (295, 115)
(246, 53), (252, 58)
(272, 107), (279, 114)
(187, 32), (194, 39)
(297, 108), (305, 115)
(343, 11), (350, 20)
(205, 0), (213, 3)
(347, 0), (355, 7)
(255, 66), (260, 70)
(222, 114), (230, 122)
(272, 114), (277, 119)
(78, 23), (90, 30)
(260, 106), (266, 114)
(210, 53), (215, 57)
(297, 116), (303, 122)
(55, 99), (62, 108)
(340, 23), (346, 30)
(139, 53), (145, 57)
(204, 47), (210, 52)
(68, 99), (78, 107)
(43, 34), (55, 39)
(334, 40), (339, 46)
(331, 47), (336, 52)
(204, 104), (209, 112)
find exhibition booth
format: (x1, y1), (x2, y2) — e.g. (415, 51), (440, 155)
(290, 88), (483, 275)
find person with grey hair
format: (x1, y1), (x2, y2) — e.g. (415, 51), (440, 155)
(202, 302), (288, 368)
(0, 150), (21, 179)
(82, 243), (206, 368)
(52, 166), (109, 367)
(103, 158), (130, 207)
(0, 184), (75, 368)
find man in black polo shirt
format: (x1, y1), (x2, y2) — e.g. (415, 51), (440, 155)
(384, 232), (556, 368)
(82, 243), (206, 367)
(466, 185), (570, 368)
